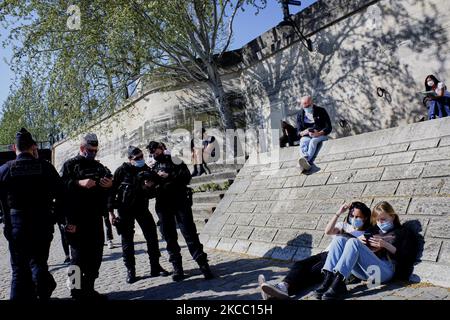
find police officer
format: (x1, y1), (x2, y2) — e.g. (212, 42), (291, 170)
(146, 141), (214, 281)
(0, 128), (63, 300)
(60, 133), (113, 300)
(108, 146), (169, 283)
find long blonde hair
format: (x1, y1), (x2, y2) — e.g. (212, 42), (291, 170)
(371, 201), (401, 228)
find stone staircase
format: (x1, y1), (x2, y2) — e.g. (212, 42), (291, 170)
(200, 118), (450, 287)
(148, 161), (244, 236)
(189, 162), (244, 230)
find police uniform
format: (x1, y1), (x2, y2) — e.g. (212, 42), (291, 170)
(60, 135), (111, 298)
(109, 146), (169, 283)
(147, 141), (213, 281)
(0, 128), (63, 300)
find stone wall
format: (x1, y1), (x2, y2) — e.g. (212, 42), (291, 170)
(241, 0), (450, 138)
(200, 118), (450, 287)
(53, 0), (450, 173)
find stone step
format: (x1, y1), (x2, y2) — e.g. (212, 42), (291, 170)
(192, 202), (217, 217)
(207, 161), (245, 173)
(192, 191), (224, 203)
(191, 170), (238, 184)
(187, 160), (245, 173)
(189, 178), (234, 192)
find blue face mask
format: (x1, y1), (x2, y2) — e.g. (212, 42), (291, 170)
(304, 107), (313, 114)
(133, 159), (145, 168)
(350, 218), (364, 229)
(377, 221), (394, 233)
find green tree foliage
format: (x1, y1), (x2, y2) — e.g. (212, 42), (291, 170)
(0, 0), (267, 142)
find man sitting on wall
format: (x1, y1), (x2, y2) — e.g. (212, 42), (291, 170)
(296, 96), (332, 171)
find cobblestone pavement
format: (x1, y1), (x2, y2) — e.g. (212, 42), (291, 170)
(0, 231), (448, 300)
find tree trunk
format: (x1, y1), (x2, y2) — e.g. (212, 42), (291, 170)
(206, 65), (235, 130)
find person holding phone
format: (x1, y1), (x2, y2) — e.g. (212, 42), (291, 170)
(316, 201), (419, 300)
(258, 202), (372, 300)
(423, 75), (450, 119)
(296, 96), (332, 172)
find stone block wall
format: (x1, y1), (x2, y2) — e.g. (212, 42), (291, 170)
(201, 118), (450, 287)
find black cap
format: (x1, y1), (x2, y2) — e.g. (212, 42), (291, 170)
(16, 128), (36, 151)
(146, 141), (160, 153)
(127, 146), (142, 159)
(81, 133), (98, 147)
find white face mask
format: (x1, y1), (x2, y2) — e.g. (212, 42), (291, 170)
(427, 80), (435, 87)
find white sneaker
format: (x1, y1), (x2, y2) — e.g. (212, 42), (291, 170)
(258, 274), (268, 300)
(298, 156), (311, 171)
(107, 240), (114, 249)
(260, 282), (290, 300)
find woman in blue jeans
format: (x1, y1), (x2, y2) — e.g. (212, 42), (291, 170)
(316, 201), (418, 300)
(258, 201), (372, 300)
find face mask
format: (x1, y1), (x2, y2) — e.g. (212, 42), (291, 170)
(133, 159), (145, 167)
(351, 218), (364, 229)
(83, 150), (97, 160)
(304, 107), (313, 114)
(153, 153), (165, 161)
(427, 80), (435, 87)
(377, 221), (394, 233)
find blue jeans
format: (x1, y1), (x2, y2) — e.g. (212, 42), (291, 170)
(323, 236), (394, 283)
(427, 100), (450, 119)
(299, 135), (328, 162)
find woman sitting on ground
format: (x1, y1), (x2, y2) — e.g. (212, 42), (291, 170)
(258, 201), (372, 300)
(424, 75), (450, 119)
(315, 201), (418, 300)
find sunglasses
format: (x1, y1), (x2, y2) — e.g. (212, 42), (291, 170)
(132, 155), (144, 161)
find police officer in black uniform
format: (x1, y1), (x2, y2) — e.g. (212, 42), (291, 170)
(108, 146), (169, 283)
(60, 133), (113, 300)
(0, 128), (63, 300)
(146, 141), (214, 281)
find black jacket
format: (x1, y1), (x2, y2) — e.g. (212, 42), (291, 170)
(108, 162), (157, 211)
(370, 225), (419, 280)
(59, 155), (111, 225)
(151, 155), (192, 202)
(0, 153), (63, 230)
(296, 105), (332, 137)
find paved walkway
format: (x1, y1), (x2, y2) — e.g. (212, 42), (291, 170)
(0, 231), (448, 300)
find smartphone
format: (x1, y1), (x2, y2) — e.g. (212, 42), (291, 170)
(364, 232), (372, 240)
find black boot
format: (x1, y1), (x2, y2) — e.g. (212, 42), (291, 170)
(172, 263), (186, 282)
(191, 165), (199, 177)
(199, 263), (214, 280)
(314, 270), (334, 299)
(150, 262), (171, 277)
(203, 162), (211, 174)
(126, 268), (136, 284)
(198, 164), (207, 176)
(322, 272), (348, 300)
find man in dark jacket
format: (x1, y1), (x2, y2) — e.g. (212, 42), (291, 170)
(146, 141), (213, 282)
(60, 133), (112, 300)
(108, 146), (169, 283)
(0, 128), (63, 300)
(296, 96), (332, 171)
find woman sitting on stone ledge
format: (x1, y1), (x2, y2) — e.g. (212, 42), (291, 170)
(424, 74), (450, 119)
(258, 201), (372, 300)
(314, 201), (419, 300)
